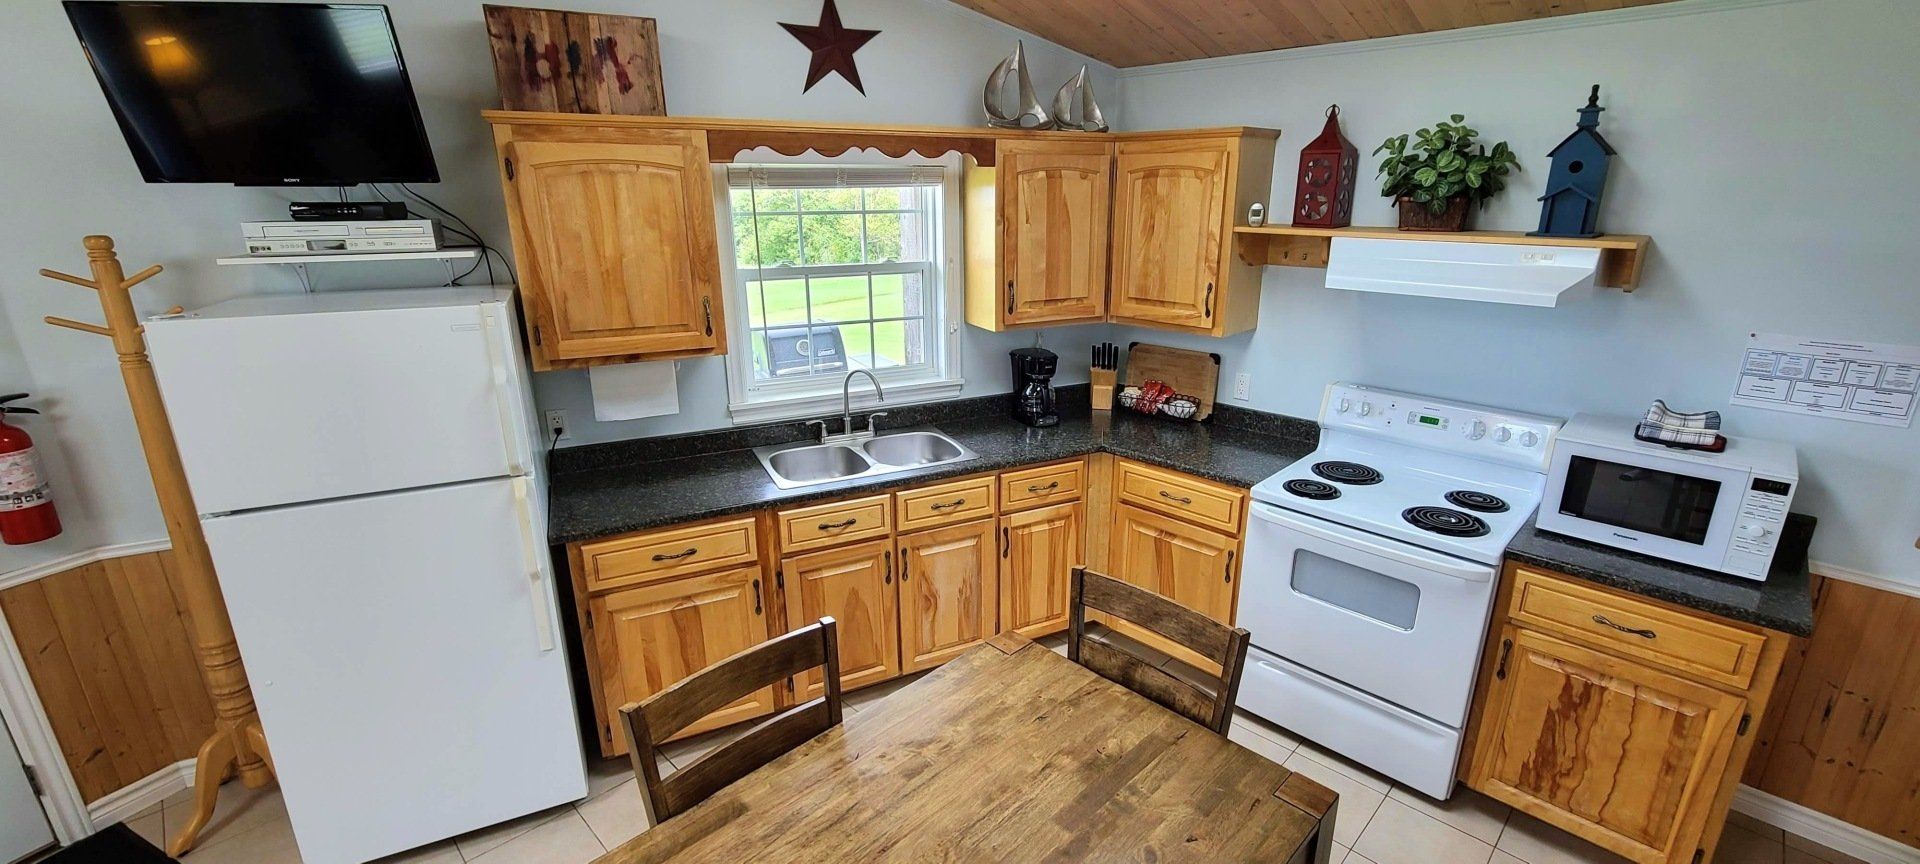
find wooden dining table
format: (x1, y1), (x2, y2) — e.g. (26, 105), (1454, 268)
(593, 632), (1338, 863)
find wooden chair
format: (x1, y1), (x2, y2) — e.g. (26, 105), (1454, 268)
(1068, 567), (1251, 735)
(618, 617), (843, 825)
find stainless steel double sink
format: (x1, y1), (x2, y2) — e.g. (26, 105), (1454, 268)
(753, 427), (979, 489)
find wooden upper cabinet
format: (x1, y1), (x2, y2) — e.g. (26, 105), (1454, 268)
(1109, 132), (1276, 337)
(781, 539), (900, 700)
(1469, 625), (1747, 863)
(492, 124), (726, 369)
(999, 501), (1083, 638)
(897, 519), (998, 672)
(965, 139), (1112, 331)
(589, 564), (773, 754)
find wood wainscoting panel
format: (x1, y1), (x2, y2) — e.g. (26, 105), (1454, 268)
(1742, 574), (1920, 849)
(0, 550), (216, 803)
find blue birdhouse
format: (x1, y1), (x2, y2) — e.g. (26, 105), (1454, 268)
(1531, 85), (1616, 238)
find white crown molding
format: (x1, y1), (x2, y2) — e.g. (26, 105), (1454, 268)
(0, 537), (171, 592)
(1116, 0), (1813, 79)
(1811, 560), (1920, 600)
(86, 758), (194, 831)
(1734, 785), (1920, 864)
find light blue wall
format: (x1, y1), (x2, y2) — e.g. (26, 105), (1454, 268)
(1112, 0), (1920, 582)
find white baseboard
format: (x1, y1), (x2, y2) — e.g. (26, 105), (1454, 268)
(1734, 785), (1920, 864)
(0, 537), (172, 592)
(1810, 560), (1920, 600)
(85, 758), (195, 829)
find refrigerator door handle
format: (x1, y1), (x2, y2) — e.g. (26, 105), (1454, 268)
(512, 478), (557, 653)
(481, 308), (532, 477)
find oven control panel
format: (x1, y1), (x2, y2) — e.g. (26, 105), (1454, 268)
(1321, 383), (1565, 471)
(1723, 474), (1795, 579)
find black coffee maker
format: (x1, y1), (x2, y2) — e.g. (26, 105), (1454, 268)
(1010, 347), (1059, 427)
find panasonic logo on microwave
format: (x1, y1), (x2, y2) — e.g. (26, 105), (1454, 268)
(1610, 532), (1638, 542)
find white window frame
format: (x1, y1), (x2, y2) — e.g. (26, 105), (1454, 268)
(714, 150), (966, 424)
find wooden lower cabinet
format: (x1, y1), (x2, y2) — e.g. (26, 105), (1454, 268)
(781, 539), (900, 700)
(999, 501), (1083, 638)
(1469, 626), (1746, 863)
(1106, 502), (1239, 667)
(897, 519), (999, 672)
(588, 564), (775, 755)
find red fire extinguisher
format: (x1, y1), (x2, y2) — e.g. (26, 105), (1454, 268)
(1, 393), (62, 545)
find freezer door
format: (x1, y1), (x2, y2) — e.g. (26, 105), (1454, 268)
(148, 298), (535, 514)
(201, 478), (583, 864)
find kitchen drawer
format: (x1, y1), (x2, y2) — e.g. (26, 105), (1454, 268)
(999, 461), (1085, 512)
(576, 517), (759, 592)
(896, 476), (997, 533)
(1115, 460), (1242, 534)
(778, 494), (893, 553)
(1508, 566), (1766, 690)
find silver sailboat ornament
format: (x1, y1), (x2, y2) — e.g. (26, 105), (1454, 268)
(983, 41), (1050, 129)
(1050, 65), (1108, 133)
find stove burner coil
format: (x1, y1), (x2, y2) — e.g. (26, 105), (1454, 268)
(1311, 461), (1383, 485)
(1283, 479), (1341, 500)
(1444, 490), (1509, 513)
(1402, 506), (1490, 538)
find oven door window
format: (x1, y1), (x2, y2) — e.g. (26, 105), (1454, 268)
(1290, 549), (1421, 631)
(1559, 456), (1720, 544)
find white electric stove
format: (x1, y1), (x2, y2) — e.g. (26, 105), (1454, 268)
(1235, 383), (1562, 798)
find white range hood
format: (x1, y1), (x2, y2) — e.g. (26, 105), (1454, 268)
(1324, 236), (1601, 307)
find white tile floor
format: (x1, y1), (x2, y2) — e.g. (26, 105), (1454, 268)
(101, 651), (1872, 864)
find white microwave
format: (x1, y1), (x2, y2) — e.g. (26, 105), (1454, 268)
(1538, 414), (1797, 581)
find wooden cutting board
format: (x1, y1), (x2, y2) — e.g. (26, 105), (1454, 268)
(1123, 343), (1222, 421)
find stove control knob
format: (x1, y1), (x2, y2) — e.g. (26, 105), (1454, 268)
(1519, 430), (1540, 448)
(1493, 427), (1512, 443)
(1337, 398), (1353, 414)
(1466, 420), (1488, 440)
(1358, 401), (1374, 417)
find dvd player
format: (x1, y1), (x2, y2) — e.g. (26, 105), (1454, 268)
(241, 219), (442, 255)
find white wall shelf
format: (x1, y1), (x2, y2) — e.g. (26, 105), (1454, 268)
(214, 248), (481, 291)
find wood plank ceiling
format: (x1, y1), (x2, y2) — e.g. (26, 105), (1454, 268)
(944, 0), (1683, 67)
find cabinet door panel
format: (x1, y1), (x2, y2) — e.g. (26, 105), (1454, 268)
(1000, 502), (1083, 638)
(507, 135), (723, 363)
(782, 540), (900, 700)
(1471, 626), (1745, 863)
(1106, 504), (1237, 670)
(898, 520), (998, 672)
(1002, 141), (1110, 325)
(1109, 141), (1228, 328)
(591, 565), (772, 754)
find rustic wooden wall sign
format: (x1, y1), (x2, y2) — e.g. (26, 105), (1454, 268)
(484, 5), (667, 115)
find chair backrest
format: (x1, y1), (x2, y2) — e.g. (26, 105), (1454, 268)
(619, 617), (842, 824)
(1068, 567), (1250, 735)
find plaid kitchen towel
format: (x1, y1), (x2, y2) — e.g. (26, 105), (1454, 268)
(1635, 420), (1725, 448)
(1644, 399), (1721, 430)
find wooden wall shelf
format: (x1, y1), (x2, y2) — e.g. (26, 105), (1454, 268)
(1232, 225), (1651, 290)
(481, 111), (1274, 168)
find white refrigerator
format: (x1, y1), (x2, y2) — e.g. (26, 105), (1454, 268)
(146, 287), (586, 864)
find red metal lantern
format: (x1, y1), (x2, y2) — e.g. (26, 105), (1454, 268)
(1292, 104), (1359, 228)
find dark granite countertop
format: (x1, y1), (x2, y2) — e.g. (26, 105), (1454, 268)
(1504, 513), (1817, 636)
(546, 403), (1316, 546)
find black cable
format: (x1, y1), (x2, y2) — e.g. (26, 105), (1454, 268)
(390, 183), (515, 287)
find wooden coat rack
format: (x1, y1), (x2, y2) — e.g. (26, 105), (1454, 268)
(38, 236), (275, 856)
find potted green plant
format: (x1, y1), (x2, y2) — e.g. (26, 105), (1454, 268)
(1374, 115), (1520, 232)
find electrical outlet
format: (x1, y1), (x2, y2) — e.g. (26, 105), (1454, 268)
(1233, 372), (1251, 401)
(545, 409), (570, 441)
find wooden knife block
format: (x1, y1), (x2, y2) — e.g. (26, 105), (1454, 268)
(1090, 368), (1116, 412)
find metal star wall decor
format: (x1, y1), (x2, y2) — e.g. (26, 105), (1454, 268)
(780, 0), (881, 94)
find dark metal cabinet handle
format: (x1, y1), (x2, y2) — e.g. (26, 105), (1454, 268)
(1006, 280), (1016, 315)
(899, 548), (909, 581)
(818, 518), (858, 531)
(884, 550), (893, 584)
(1203, 282), (1214, 317)
(651, 547), (698, 562)
(751, 579), (762, 615)
(1225, 550), (1235, 583)
(1592, 614), (1657, 639)
(1001, 526), (1010, 559)
(930, 498), (967, 511)
(1495, 638), (1513, 679)
(503, 157), (515, 180)
(1027, 481), (1059, 494)
(701, 297), (714, 336)
(1160, 490), (1193, 505)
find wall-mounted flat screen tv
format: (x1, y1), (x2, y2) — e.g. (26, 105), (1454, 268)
(65, 2), (439, 185)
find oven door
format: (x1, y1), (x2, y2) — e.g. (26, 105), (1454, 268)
(1539, 441), (1748, 572)
(1237, 502), (1498, 727)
